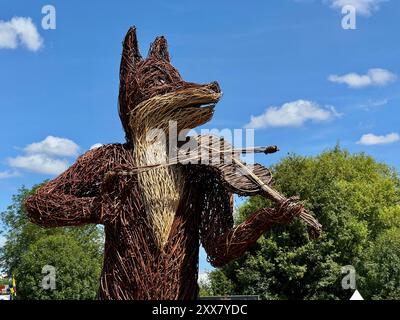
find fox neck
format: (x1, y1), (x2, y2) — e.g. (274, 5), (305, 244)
(132, 132), (184, 251)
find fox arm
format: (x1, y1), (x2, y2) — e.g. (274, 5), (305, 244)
(199, 184), (278, 268)
(24, 144), (128, 227)
(201, 204), (276, 268)
(195, 165), (296, 268)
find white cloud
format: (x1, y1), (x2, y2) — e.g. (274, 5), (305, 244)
(328, 69), (397, 88)
(0, 17), (43, 51)
(4, 136), (80, 176)
(0, 170), (20, 179)
(245, 99), (341, 129)
(7, 154), (69, 175)
(25, 136), (79, 157)
(327, 0), (388, 16)
(359, 98), (388, 110)
(358, 133), (400, 145)
(90, 143), (103, 150)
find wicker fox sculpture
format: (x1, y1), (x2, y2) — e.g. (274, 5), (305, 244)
(24, 27), (320, 300)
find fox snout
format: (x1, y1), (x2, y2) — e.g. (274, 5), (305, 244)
(128, 82), (222, 139)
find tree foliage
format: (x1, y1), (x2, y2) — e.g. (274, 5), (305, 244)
(0, 185), (103, 300)
(208, 147), (400, 300)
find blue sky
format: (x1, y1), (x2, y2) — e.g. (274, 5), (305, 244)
(0, 0), (399, 273)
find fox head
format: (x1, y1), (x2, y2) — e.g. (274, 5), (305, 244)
(118, 27), (222, 146)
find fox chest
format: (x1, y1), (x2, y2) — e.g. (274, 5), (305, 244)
(128, 137), (185, 249)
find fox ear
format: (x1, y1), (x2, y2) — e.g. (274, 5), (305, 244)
(119, 27), (142, 143)
(120, 26), (142, 79)
(148, 36), (170, 62)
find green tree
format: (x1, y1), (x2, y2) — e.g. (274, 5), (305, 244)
(208, 147), (400, 300)
(0, 185), (104, 299)
(358, 206), (400, 299)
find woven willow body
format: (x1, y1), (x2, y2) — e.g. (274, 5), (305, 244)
(134, 137), (183, 249)
(23, 27), (320, 300)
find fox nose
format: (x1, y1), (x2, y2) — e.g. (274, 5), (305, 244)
(209, 81), (221, 94)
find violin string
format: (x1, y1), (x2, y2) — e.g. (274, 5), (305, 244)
(106, 145), (275, 176)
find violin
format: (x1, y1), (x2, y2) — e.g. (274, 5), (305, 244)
(110, 134), (322, 238)
(182, 135), (322, 238)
